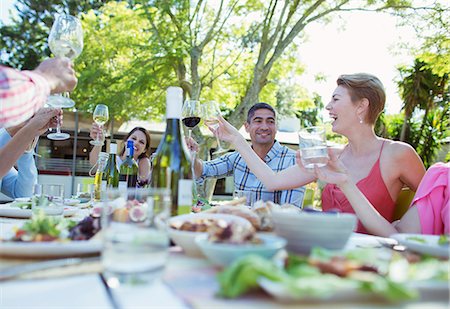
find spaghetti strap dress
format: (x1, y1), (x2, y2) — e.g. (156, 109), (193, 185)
(321, 141), (396, 234)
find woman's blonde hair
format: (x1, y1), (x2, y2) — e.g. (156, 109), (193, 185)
(336, 73), (386, 124)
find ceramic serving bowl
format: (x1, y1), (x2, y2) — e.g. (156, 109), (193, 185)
(271, 209), (357, 255)
(167, 213), (252, 257)
(195, 233), (286, 267)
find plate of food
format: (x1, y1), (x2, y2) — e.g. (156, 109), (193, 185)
(391, 234), (449, 258)
(0, 197), (78, 218)
(216, 246), (449, 303)
(0, 214), (102, 257)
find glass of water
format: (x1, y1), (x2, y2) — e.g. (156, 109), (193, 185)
(298, 126), (329, 169)
(32, 184), (65, 218)
(101, 188), (171, 287)
(233, 189), (257, 208)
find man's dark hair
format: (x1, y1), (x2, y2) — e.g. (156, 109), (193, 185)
(246, 102), (276, 123)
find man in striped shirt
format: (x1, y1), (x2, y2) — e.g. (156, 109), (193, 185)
(0, 57), (77, 178)
(192, 103), (305, 207)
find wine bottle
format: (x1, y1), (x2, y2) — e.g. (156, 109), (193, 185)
(151, 86), (193, 216)
(94, 152), (109, 201)
(119, 140), (139, 189)
(105, 142), (119, 188)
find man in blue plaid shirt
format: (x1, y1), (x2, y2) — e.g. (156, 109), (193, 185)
(193, 103), (305, 207)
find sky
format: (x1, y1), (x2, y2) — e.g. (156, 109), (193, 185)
(1, 1), (421, 115)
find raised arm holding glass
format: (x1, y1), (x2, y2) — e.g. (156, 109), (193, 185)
(46, 13), (83, 140)
(210, 73), (425, 234)
(189, 102), (305, 207)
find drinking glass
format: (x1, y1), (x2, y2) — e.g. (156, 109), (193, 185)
(233, 189), (257, 208)
(298, 126), (329, 169)
(203, 101), (227, 155)
(47, 14), (83, 140)
(90, 104), (109, 146)
(32, 184), (65, 218)
(101, 188), (171, 287)
(182, 100), (201, 141)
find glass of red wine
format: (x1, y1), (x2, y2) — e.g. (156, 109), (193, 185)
(182, 100), (201, 141)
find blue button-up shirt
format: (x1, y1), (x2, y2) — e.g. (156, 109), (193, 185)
(0, 128), (37, 198)
(199, 141), (304, 207)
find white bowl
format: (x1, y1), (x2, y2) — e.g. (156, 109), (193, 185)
(195, 233), (286, 267)
(272, 209), (356, 254)
(167, 213), (252, 257)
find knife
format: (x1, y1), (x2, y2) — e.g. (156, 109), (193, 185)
(0, 256), (100, 281)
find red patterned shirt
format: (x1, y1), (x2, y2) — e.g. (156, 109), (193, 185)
(0, 65), (50, 128)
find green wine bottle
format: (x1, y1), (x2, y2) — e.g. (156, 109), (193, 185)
(105, 142), (119, 188)
(119, 140), (139, 189)
(151, 86), (193, 216)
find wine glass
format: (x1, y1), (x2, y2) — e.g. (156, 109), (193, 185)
(203, 101), (227, 155)
(182, 100), (201, 199)
(90, 104), (109, 146)
(182, 100), (201, 141)
(47, 14), (83, 140)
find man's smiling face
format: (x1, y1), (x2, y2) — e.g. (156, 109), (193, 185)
(245, 108), (277, 146)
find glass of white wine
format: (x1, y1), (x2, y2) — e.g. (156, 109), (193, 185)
(47, 14), (83, 140)
(90, 104), (109, 146)
(203, 101), (227, 155)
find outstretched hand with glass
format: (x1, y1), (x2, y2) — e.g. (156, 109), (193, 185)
(203, 101), (228, 155)
(90, 104), (109, 146)
(46, 13), (83, 140)
(205, 113), (242, 145)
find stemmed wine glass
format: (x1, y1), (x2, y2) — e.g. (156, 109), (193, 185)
(90, 104), (109, 146)
(182, 100), (201, 198)
(203, 101), (227, 155)
(47, 14), (83, 140)
(182, 100), (201, 141)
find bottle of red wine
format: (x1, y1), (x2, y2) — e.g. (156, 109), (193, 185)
(152, 87), (193, 216)
(119, 140), (139, 189)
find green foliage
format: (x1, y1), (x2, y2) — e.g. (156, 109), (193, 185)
(72, 2), (174, 122)
(0, 0), (109, 70)
(415, 106), (450, 168)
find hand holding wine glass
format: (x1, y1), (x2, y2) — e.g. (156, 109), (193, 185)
(90, 104), (109, 146)
(203, 101), (227, 155)
(47, 13), (83, 141)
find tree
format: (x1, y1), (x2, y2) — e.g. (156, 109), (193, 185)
(0, 0), (109, 70)
(72, 2), (173, 122)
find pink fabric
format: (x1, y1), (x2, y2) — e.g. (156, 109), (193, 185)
(413, 162), (450, 235)
(322, 141), (396, 234)
(0, 65), (50, 128)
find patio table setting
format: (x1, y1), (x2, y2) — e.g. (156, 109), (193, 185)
(0, 194), (448, 309)
(0, 1), (450, 309)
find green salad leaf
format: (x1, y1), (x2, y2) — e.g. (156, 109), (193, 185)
(20, 211), (76, 239)
(406, 236), (426, 243)
(217, 247), (426, 302)
(217, 255), (287, 298)
(438, 234), (449, 246)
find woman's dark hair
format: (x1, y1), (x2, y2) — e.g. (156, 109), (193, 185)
(119, 127), (151, 159)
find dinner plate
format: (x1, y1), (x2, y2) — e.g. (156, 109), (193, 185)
(391, 233), (449, 258)
(0, 204), (78, 219)
(0, 239), (102, 257)
(258, 277), (449, 303)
